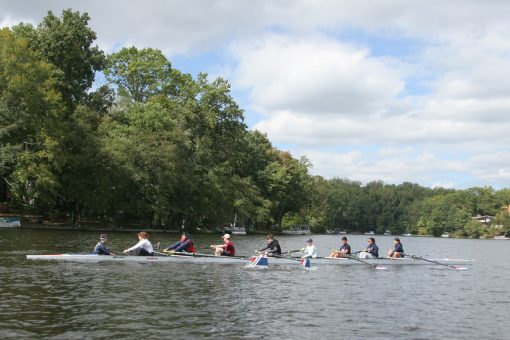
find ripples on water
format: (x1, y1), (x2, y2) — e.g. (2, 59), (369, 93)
(0, 230), (509, 339)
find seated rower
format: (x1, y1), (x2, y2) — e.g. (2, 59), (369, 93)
(163, 233), (196, 253)
(259, 233), (282, 256)
(94, 234), (114, 255)
(387, 237), (404, 258)
(329, 236), (351, 258)
(359, 237), (379, 259)
(211, 234), (235, 256)
(301, 238), (317, 258)
(123, 231), (154, 256)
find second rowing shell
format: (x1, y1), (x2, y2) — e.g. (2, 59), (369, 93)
(26, 254), (474, 266)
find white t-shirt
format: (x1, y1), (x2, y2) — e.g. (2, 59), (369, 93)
(303, 245), (317, 258)
(126, 239), (153, 253)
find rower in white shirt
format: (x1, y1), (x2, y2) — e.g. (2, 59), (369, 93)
(300, 238), (317, 259)
(123, 231), (154, 256)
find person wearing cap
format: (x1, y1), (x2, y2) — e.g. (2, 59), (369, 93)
(300, 238), (317, 259)
(94, 234), (114, 255)
(123, 231), (154, 256)
(258, 233), (282, 256)
(211, 234), (236, 256)
(387, 238), (404, 258)
(359, 237), (379, 259)
(163, 233), (196, 253)
(329, 237), (351, 258)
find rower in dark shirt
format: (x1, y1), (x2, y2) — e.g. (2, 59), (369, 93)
(329, 236), (351, 257)
(94, 234), (114, 255)
(259, 233), (282, 256)
(163, 233), (196, 253)
(359, 237), (379, 259)
(387, 238), (404, 258)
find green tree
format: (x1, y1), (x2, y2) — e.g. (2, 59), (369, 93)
(13, 10), (105, 107)
(0, 28), (66, 208)
(105, 47), (180, 102)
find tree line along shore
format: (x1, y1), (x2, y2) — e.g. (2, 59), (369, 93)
(1, 10), (509, 238)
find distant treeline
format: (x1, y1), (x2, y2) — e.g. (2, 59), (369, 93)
(1, 10), (509, 237)
(285, 179), (510, 237)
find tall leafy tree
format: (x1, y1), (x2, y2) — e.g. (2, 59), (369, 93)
(0, 28), (66, 207)
(13, 10), (105, 107)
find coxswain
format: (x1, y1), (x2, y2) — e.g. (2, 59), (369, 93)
(211, 234), (235, 256)
(259, 233), (282, 256)
(94, 234), (114, 255)
(301, 238), (317, 258)
(163, 233), (196, 253)
(359, 237), (379, 259)
(387, 237), (404, 258)
(123, 231), (154, 256)
(329, 236), (351, 258)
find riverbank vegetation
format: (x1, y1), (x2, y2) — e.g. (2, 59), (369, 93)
(1, 10), (509, 238)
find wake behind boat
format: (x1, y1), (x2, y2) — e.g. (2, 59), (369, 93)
(26, 253), (473, 266)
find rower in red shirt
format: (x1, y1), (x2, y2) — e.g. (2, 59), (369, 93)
(211, 234), (235, 256)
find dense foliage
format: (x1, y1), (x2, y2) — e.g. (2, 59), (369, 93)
(1, 10), (509, 237)
(0, 10), (312, 231)
(285, 179), (510, 237)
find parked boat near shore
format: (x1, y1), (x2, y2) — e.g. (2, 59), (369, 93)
(0, 218), (21, 228)
(494, 232), (509, 240)
(281, 225), (311, 235)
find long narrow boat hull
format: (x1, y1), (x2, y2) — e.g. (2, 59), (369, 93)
(26, 254), (473, 266)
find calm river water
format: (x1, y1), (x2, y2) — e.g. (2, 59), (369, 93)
(0, 229), (509, 339)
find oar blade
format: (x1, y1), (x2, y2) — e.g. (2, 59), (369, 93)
(300, 258), (311, 269)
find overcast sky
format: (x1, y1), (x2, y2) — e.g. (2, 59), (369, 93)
(2, 0), (510, 189)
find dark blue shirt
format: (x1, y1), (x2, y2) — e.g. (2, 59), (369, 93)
(167, 239), (192, 252)
(339, 243), (351, 254)
(367, 243), (379, 257)
(94, 242), (110, 255)
(394, 242), (404, 253)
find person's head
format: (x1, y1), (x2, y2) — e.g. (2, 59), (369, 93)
(394, 237), (400, 244)
(306, 238), (313, 245)
(99, 234), (108, 243)
(341, 236), (347, 244)
(180, 233), (188, 241)
(266, 233), (273, 242)
(368, 237), (375, 244)
(138, 231), (149, 240)
(223, 234), (231, 242)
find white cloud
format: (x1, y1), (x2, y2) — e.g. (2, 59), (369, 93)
(232, 35), (404, 115)
(2, 0), (510, 188)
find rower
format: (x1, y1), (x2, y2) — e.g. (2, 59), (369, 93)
(163, 233), (196, 253)
(211, 234), (235, 256)
(387, 237), (404, 258)
(329, 236), (351, 258)
(94, 234), (114, 255)
(123, 231), (154, 256)
(259, 233), (282, 256)
(301, 238), (317, 258)
(359, 237), (379, 259)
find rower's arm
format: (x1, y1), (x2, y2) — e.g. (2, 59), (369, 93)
(174, 240), (191, 252)
(165, 240), (182, 250)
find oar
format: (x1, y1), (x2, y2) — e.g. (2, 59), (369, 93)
(347, 255), (387, 270)
(403, 253), (467, 270)
(286, 249), (302, 254)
